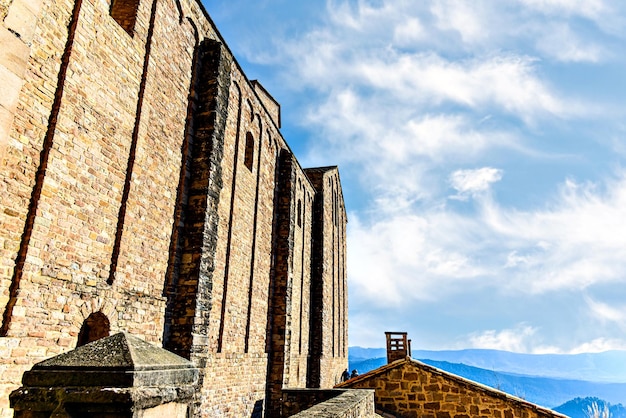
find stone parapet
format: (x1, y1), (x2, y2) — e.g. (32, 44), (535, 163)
(282, 389), (377, 418)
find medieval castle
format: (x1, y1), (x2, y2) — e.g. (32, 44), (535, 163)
(0, 0), (348, 415)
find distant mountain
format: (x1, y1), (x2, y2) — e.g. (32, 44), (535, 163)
(349, 347), (626, 383)
(412, 349), (626, 383)
(349, 356), (387, 374)
(349, 347), (387, 361)
(554, 397), (626, 418)
(421, 360), (626, 408)
(348, 356), (626, 408)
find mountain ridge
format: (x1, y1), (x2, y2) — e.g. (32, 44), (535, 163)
(349, 347), (626, 383)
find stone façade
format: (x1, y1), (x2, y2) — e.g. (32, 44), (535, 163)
(0, 0), (348, 416)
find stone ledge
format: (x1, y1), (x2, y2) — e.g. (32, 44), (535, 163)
(10, 385), (196, 412)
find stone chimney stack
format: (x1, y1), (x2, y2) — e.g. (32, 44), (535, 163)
(385, 332), (412, 364)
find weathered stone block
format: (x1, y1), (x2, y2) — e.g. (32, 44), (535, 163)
(11, 333), (198, 416)
(3, 0), (41, 43)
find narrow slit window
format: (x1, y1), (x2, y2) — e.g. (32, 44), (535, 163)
(297, 199), (302, 227)
(110, 0), (140, 35)
(244, 132), (254, 170)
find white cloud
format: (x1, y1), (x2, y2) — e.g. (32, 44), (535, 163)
(568, 338), (626, 354)
(468, 327), (626, 354)
(533, 23), (606, 63)
(276, 1), (584, 126)
(504, 250), (534, 268)
(348, 212), (486, 307)
(430, 0), (490, 44)
(449, 167), (503, 200)
(517, 0), (609, 20)
(393, 17), (425, 47)
(516, 0), (626, 40)
(304, 86), (514, 206)
(296, 47), (571, 123)
(479, 174), (626, 293)
(585, 296), (626, 324)
(347, 172), (626, 316)
(467, 325), (537, 352)
(480, 184), (625, 295)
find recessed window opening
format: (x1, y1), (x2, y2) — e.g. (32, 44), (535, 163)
(244, 132), (254, 170)
(297, 199), (302, 227)
(110, 0), (140, 35)
(76, 312), (110, 347)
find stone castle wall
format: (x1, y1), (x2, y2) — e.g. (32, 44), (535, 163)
(0, 0), (348, 415)
(306, 168), (349, 388)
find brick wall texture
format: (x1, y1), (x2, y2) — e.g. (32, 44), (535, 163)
(0, 0), (348, 415)
(338, 358), (568, 418)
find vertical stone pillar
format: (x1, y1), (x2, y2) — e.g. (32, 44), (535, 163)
(10, 332), (198, 417)
(265, 149), (297, 417)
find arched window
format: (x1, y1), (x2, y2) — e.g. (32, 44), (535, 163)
(110, 0), (140, 35)
(76, 312), (111, 347)
(297, 199), (302, 227)
(244, 132), (254, 171)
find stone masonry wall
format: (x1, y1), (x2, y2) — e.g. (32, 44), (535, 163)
(0, 0), (163, 411)
(0, 0), (349, 415)
(252, 80), (281, 129)
(162, 37), (229, 361)
(194, 64), (288, 417)
(286, 169), (314, 389)
(0, 0), (224, 411)
(306, 168), (348, 389)
(339, 359), (567, 418)
(265, 150), (317, 416)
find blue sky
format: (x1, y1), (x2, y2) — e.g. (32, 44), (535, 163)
(205, 0), (626, 353)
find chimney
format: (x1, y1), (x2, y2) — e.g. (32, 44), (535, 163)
(385, 332), (411, 364)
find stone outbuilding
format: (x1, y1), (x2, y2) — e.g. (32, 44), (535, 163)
(337, 353), (567, 418)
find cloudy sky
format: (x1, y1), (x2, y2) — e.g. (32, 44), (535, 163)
(205, 0), (626, 353)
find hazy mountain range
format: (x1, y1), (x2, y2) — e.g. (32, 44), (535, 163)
(349, 347), (626, 409)
(349, 347), (626, 382)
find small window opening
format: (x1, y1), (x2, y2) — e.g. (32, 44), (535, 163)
(110, 0), (140, 36)
(297, 199), (302, 227)
(77, 312), (110, 347)
(244, 132), (254, 170)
